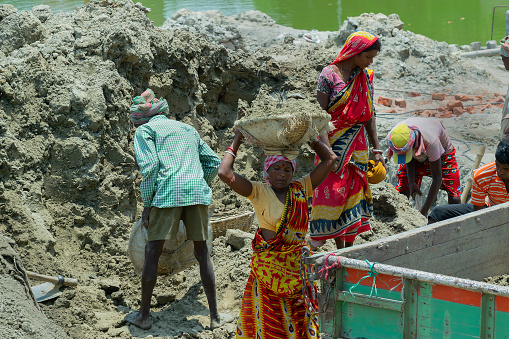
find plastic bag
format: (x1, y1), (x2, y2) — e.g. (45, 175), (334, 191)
(128, 219), (213, 276)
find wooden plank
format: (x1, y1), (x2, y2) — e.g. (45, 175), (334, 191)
(425, 327), (480, 339)
(334, 268), (344, 338)
(325, 257), (509, 298)
(481, 294), (495, 339)
(493, 330), (509, 338)
(417, 294), (481, 326)
(344, 267), (403, 293)
(307, 202), (509, 279)
(342, 282), (403, 302)
(416, 301), (481, 337)
(494, 309), (509, 331)
(341, 303), (403, 339)
(403, 279), (418, 339)
(431, 284), (481, 307)
(336, 291), (404, 312)
(318, 279), (335, 335)
(496, 296), (509, 313)
(424, 318), (480, 338)
(385, 226), (509, 280)
(417, 283), (433, 338)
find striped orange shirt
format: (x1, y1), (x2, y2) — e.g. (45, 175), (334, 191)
(471, 162), (509, 206)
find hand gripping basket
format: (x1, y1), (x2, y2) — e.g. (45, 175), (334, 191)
(234, 112), (331, 149)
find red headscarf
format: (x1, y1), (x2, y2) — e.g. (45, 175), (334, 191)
(263, 155), (296, 185)
(331, 31), (378, 65)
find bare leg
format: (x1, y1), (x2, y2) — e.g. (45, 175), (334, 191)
(193, 241), (220, 324)
(334, 237), (354, 250)
(126, 240), (165, 330)
(448, 195), (461, 204)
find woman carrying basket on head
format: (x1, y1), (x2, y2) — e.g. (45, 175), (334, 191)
(310, 31), (387, 250)
(218, 128), (336, 339)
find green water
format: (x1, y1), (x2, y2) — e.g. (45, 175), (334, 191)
(6, 0), (509, 45)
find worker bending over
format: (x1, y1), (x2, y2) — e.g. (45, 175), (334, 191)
(386, 117), (461, 216)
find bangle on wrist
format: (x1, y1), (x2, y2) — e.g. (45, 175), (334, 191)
(227, 147), (237, 156)
(371, 148), (383, 155)
(225, 150), (236, 158)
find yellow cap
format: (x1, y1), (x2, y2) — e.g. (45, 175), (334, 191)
(391, 124), (411, 148)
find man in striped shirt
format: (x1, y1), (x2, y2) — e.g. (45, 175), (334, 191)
(428, 139), (509, 223)
(126, 95), (230, 330)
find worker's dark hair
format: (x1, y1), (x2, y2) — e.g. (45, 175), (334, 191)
(363, 39), (382, 53)
(495, 138), (509, 165)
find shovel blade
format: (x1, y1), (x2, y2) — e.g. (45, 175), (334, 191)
(31, 282), (62, 302)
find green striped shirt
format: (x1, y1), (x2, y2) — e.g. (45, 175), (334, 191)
(134, 115), (220, 208)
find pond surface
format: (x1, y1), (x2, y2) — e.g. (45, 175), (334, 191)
(7, 0), (509, 45)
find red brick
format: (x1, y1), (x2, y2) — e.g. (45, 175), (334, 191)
(447, 100), (463, 110)
(454, 94), (464, 100)
(494, 92), (505, 98)
(475, 95), (483, 100)
(408, 92), (421, 97)
(495, 96), (505, 103)
(385, 109), (396, 113)
(419, 110), (433, 117)
(377, 96), (393, 107)
(452, 107), (466, 116)
(470, 106), (483, 114)
(460, 95), (475, 102)
(395, 98), (407, 108)
(432, 93), (446, 100)
(436, 111), (452, 118)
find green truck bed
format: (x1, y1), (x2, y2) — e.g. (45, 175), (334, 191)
(304, 202), (509, 338)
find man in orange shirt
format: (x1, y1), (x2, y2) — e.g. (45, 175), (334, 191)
(428, 139), (509, 223)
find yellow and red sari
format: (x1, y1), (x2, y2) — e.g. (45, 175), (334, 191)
(236, 181), (318, 339)
(310, 31), (376, 243)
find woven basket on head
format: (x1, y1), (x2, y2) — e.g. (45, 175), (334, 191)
(210, 211), (255, 238)
(234, 113), (330, 148)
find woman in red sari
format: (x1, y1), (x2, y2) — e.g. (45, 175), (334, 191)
(218, 129), (336, 339)
(310, 31), (387, 249)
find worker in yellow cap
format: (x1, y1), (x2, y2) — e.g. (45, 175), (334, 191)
(386, 117), (461, 216)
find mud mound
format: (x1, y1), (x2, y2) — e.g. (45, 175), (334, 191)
(0, 2), (507, 339)
(0, 234), (68, 338)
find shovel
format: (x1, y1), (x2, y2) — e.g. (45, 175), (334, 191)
(26, 271), (78, 302)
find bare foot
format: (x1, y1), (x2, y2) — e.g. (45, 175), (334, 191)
(210, 313), (235, 329)
(125, 311), (152, 330)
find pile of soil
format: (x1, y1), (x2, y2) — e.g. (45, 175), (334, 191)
(0, 1), (508, 338)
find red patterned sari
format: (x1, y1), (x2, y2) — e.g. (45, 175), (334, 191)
(310, 31), (377, 242)
(236, 181), (318, 339)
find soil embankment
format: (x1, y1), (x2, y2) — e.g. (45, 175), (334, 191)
(1, 1), (508, 338)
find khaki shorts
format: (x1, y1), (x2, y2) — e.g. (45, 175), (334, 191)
(147, 205), (209, 242)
